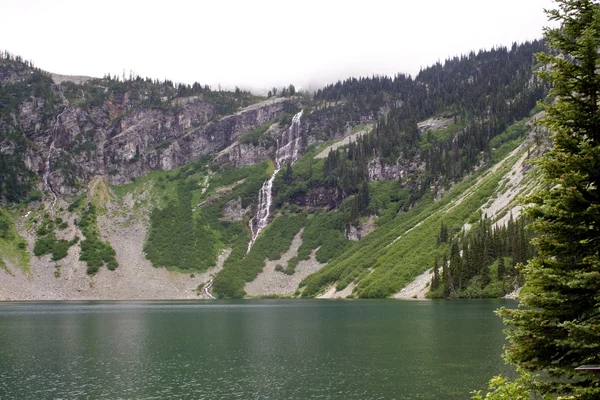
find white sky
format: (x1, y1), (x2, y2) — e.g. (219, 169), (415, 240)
(1, 0), (555, 92)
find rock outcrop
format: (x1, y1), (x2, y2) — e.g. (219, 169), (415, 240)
(367, 157), (420, 181)
(16, 87), (289, 189)
(213, 123), (288, 168)
(105, 97), (287, 184)
(288, 185), (345, 210)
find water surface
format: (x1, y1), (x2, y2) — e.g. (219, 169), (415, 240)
(0, 299), (514, 399)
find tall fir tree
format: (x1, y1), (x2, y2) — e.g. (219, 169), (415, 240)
(498, 1), (600, 397)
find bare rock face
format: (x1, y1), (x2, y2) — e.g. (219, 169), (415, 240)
(345, 217), (376, 241)
(417, 115), (455, 133)
(104, 97), (288, 184)
(17, 90), (289, 190)
(288, 185), (345, 210)
(213, 123), (289, 167)
(0, 59), (34, 83)
(367, 157), (419, 181)
(220, 197), (249, 221)
(213, 142), (272, 168)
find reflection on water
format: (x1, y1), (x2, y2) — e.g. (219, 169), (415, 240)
(0, 299), (515, 399)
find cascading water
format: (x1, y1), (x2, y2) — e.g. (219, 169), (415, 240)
(44, 108), (68, 219)
(247, 110), (303, 253)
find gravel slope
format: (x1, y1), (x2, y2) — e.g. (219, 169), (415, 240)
(245, 230), (327, 297)
(0, 195), (229, 301)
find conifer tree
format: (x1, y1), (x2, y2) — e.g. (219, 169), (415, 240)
(497, 257), (506, 281)
(359, 181), (370, 213)
(431, 257), (440, 291)
(498, 1), (600, 397)
(442, 253), (452, 298)
(283, 162), (293, 184)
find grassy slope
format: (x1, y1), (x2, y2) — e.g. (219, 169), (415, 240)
(300, 137), (530, 298)
(0, 208), (30, 273)
(102, 111), (535, 299)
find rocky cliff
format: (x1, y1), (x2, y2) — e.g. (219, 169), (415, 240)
(20, 93), (289, 189)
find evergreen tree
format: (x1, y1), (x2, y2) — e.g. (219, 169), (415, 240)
(499, 1), (600, 397)
(442, 253), (452, 298)
(282, 162), (293, 184)
(497, 257), (506, 281)
(438, 221), (449, 244)
(358, 181), (370, 213)
(350, 195), (360, 225)
(448, 240), (461, 297)
(431, 257), (440, 291)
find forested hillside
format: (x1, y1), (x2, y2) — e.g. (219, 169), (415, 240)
(0, 41), (549, 300)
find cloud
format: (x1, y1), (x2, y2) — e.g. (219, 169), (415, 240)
(1, 0), (555, 91)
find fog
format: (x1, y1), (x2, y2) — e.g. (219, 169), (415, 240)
(2, 0), (555, 92)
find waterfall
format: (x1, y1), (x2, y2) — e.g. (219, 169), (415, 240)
(44, 108), (68, 219)
(247, 110), (303, 253)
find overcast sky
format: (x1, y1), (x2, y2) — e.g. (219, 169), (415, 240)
(2, 0), (555, 92)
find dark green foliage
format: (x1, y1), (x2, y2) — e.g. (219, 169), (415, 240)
(275, 257), (300, 275)
(144, 180), (218, 271)
(67, 195), (84, 212)
(212, 214), (307, 298)
(497, 2), (600, 397)
(308, 41), (548, 206)
(300, 156), (510, 298)
(239, 121), (276, 148)
(297, 212), (349, 264)
(431, 257), (440, 291)
(429, 216), (534, 299)
(143, 161), (269, 281)
(66, 69), (264, 113)
(284, 257), (299, 274)
(438, 221), (449, 244)
(0, 56), (58, 203)
(77, 204), (118, 274)
(0, 210), (11, 239)
(0, 51), (267, 204)
(33, 214), (76, 261)
(282, 163), (293, 184)
(72, 131), (97, 158)
(282, 101), (300, 114)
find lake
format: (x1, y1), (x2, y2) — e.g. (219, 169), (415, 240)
(0, 299), (515, 399)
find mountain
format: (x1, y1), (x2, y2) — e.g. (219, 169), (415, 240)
(0, 41), (550, 300)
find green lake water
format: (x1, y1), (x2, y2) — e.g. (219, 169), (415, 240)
(0, 299), (515, 399)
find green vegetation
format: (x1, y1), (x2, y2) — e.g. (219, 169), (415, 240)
(493, 1), (600, 397)
(428, 216), (534, 299)
(72, 130), (97, 158)
(137, 159), (270, 278)
(130, 139), (355, 297)
(300, 143), (526, 298)
(0, 208), (29, 272)
(0, 210), (11, 239)
(33, 213), (77, 262)
(296, 212), (349, 263)
(311, 40), (547, 192)
(471, 371), (535, 400)
(145, 179), (219, 271)
(212, 214), (307, 298)
(0, 53), (55, 203)
(239, 121), (276, 148)
(77, 204), (118, 274)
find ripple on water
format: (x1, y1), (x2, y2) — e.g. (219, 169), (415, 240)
(0, 299), (515, 399)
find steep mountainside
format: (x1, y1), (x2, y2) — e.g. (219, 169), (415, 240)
(0, 42), (550, 300)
